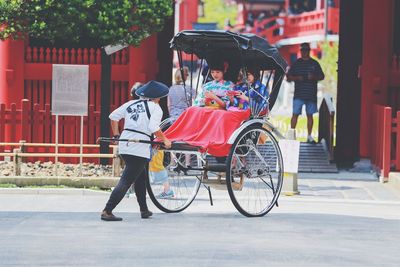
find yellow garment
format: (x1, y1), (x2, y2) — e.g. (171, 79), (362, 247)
(149, 150), (165, 172)
(205, 97), (224, 109)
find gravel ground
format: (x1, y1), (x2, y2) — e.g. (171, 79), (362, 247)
(0, 161), (113, 177)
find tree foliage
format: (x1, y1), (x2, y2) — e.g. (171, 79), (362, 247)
(318, 41), (339, 101)
(0, 0), (173, 47)
(198, 0), (237, 29)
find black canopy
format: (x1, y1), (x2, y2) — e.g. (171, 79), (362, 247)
(170, 30), (288, 72)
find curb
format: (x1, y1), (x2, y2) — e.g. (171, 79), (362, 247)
(0, 176), (119, 189)
(0, 188), (109, 195)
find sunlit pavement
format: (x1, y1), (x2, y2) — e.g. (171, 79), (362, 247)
(1, 173), (399, 267)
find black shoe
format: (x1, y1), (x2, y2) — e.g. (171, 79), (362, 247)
(140, 210), (153, 219)
(101, 211), (123, 221)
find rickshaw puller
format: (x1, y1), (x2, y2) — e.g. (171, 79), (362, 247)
(101, 81), (172, 221)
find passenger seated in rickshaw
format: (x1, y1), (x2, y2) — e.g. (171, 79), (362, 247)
(227, 68), (269, 114)
(227, 70), (249, 111)
(193, 60), (234, 109)
(246, 68), (269, 114)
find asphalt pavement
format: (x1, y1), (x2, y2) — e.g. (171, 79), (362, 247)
(1, 171), (400, 267)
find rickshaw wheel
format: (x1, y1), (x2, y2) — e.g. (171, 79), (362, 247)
(146, 118), (202, 213)
(146, 149), (202, 213)
(226, 125), (283, 217)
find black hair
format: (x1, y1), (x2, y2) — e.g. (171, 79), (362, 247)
(247, 68), (260, 81)
(207, 60), (225, 71)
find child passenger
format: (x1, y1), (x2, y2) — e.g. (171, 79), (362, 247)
(194, 60), (234, 109)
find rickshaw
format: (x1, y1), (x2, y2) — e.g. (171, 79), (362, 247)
(145, 30), (288, 217)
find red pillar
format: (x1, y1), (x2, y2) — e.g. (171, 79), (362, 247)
(179, 0), (198, 31)
(359, 0), (393, 157)
(141, 36), (159, 81)
(0, 39), (25, 105)
(128, 35), (159, 87)
(128, 46), (146, 86)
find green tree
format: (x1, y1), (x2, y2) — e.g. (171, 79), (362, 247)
(0, 0), (173, 47)
(318, 41), (339, 102)
(198, 0), (237, 29)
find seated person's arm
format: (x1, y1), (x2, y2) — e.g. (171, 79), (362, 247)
(193, 90), (205, 106)
(236, 91), (249, 102)
(228, 90), (249, 102)
(205, 91), (227, 108)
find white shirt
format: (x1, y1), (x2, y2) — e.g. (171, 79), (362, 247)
(109, 99), (163, 159)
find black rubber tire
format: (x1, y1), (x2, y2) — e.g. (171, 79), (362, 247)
(226, 125), (283, 217)
(146, 149), (202, 213)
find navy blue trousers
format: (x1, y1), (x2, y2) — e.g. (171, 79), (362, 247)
(104, 154), (149, 213)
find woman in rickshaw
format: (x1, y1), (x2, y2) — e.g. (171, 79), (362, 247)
(193, 60), (234, 109)
(228, 68), (269, 113)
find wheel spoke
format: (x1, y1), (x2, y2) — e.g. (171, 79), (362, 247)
(227, 126), (283, 217)
(147, 149), (202, 213)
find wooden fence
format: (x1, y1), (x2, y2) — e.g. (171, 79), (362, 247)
(0, 142), (121, 177)
(0, 99), (117, 163)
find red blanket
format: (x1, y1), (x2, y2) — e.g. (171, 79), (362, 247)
(164, 106), (250, 157)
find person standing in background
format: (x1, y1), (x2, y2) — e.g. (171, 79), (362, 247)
(168, 67), (195, 119)
(286, 43), (324, 144)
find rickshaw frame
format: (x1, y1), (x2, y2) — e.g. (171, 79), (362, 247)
(146, 30), (288, 217)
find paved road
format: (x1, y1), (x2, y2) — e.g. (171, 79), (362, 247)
(1, 174), (400, 267)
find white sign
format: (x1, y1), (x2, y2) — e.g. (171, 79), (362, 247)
(52, 64), (89, 116)
(278, 139), (300, 173)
